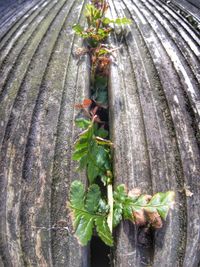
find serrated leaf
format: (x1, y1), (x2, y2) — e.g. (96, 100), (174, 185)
(70, 180), (85, 209)
(157, 206), (170, 220)
(73, 210), (83, 229)
(147, 191), (175, 219)
(75, 118), (91, 129)
(85, 184), (101, 213)
(132, 195), (148, 211)
(95, 217), (113, 246)
(75, 213), (94, 245)
(160, 191), (175, 204)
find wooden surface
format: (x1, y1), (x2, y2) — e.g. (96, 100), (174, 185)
(0, 0), (199, 266)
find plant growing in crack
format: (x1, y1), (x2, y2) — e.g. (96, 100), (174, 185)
(68, 0), (175, 247)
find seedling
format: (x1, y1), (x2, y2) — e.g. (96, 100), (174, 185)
(69, 0), (175, 247)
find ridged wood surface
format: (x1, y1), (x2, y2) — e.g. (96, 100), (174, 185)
(109, 0), (200, 266)
(0, 0), (90, 266)
(0, 0), (199, 266)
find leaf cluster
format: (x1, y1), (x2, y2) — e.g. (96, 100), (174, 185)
(69, 0), (175, 248)
(69, 180), (113, 246)
(73, 118), (112, 184)
(72, 2), (131, 46)
(113, 185), (175, 228)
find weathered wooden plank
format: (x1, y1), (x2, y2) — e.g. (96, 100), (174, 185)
(0, 0), (90, 266)
(171, 0), (200, 21)
(0, 0), (41, 38)
(0, 0), (48, 50)
(109, 0), (200, 266)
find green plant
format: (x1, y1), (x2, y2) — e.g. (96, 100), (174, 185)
(69, 109), (175, 246)
(72, 116), (112, 184)
(73, 2), (131, 47)
(68, 0), (175, 247)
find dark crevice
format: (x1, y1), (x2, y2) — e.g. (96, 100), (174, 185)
(90, 236), (111, 267)
(89, 52), (112, 267)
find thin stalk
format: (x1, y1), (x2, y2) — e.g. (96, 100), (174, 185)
(107, 183), (113, 233)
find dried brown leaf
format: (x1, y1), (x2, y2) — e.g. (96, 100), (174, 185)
(147, 211), (163, 229)
(132, 210), (146, 225)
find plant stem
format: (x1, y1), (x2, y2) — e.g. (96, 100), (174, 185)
(107, 183), (113, 233)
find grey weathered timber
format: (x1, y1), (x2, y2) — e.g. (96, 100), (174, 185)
(0, 0), (200, 267)
(172, 0), (200, 20)
(109, 0), (200, 266)
(0, 0), (90, 266)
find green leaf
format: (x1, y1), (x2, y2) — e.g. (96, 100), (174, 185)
(85, 184), (101, 213)
(87, 161), (99, 184)
(74, 141), (88, 151)
(75, 118), (91, 129)
(95, 146), (107, 167)
(102, 17), (112, 24)
(114, 184), (127, 202)
(146, 191), (175, 219)
(70, 180), (85, 209)
(72, 147), (88, 161)
(103, 17), (132, 26)
(75, 212), (94, 245)
(113, 203), (123, 227)
(84, 4), (101, 23)
(114, 18), (132, 25)
(70, 181), (110, 246)
(73, 24), (84, 34)
(95, 217), (113, 246)
(113, 185), (175, 227)
(123, 198), (134, 220)
(95, 127), (108, 139)
(132, 195), (148, 212)
(94, 76), (107, 90)
(78, 154), (88, 170)
(95, 90), (108, 104)
(113, 184), (133, 221)
(97, 28), (108, 38)
(98, 48), (109, 56)
(73, 209), (83, 229)
(98, 199), (109, 213)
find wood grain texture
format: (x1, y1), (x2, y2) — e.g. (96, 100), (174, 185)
(109, 0), (200, 266)
(0, 0), (199, 266)
(0, 0), (90, 266)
